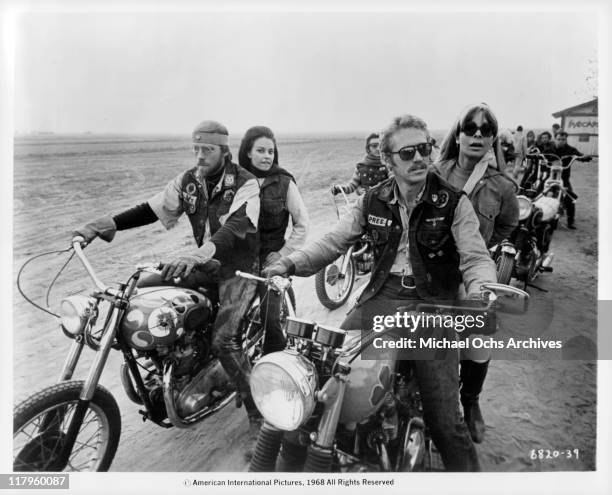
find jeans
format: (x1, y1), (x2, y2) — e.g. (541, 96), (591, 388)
(258, 284), (287, 355)
(341, 278), (480, 472)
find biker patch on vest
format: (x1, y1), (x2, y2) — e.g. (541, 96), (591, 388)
(368, 214), (391, 227)
(431, 190), (449, 209)
(223, 189), (235, 203)
(183, 182), (199, 214)
(424, 216), (445, 227)
(223, 174), (235, 188)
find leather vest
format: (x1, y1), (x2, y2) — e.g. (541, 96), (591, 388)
(357, 173), (463, 305)
(259, 170), (293, 258)
(356, 162), (388, 188)
(180, 161), (259, 278)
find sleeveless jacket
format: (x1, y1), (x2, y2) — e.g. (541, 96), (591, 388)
(259, 168), (294, 258)
(357, 173), (464, 305)
(179, 161), (259, 278)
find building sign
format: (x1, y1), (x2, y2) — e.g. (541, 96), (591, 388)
(564, 116), (598, 134)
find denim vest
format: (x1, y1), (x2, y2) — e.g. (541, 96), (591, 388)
(180, 161), (259, 278)
(357, 173), (463, 305)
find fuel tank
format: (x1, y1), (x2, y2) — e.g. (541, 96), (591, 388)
(337, 330), (399, 425)
(120, 287), (212, 351)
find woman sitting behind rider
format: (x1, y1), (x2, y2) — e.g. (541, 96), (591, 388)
(238, 126), (309, 355)
(434, 102), (519, 446)
(332, 133), (389, 196)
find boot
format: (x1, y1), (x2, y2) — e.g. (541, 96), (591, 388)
(459, 360), (489, 444)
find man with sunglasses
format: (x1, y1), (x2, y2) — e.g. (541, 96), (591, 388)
(332, 133), (389, 196)
(74, 120), (264, 432)
(264, 114), (496, 471)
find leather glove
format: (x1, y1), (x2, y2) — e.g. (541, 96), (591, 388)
(73, 215), (117, 244)
(160, 241), (216, 280)
(261, 256), (295, 278)
(331, 185), (342, 195)
(263, 251), (282, 268)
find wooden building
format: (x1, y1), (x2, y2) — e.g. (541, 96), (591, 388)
(552, 98), (598, 155)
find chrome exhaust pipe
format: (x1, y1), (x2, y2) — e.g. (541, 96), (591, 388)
(162, 361), (235, 428)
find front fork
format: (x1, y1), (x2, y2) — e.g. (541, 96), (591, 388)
(56, 279), (137, 466)
(303, 364), (350, 472)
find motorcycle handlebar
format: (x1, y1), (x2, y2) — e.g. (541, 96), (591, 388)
(235, 270), (292, 293)
(71, 236), (112, 293)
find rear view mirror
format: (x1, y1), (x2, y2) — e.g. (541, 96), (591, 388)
(481, 283), (529, 314)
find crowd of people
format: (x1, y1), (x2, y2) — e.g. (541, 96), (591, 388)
(74, 103), (589, 471)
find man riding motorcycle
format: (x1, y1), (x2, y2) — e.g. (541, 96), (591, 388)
(74, 120), (263, 430)
(332, 133), (389, 195)
(550, 131), (592, 229)
(264, 114), (497, 471)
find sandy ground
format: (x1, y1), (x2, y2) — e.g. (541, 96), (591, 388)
(12, 141), (597, 472)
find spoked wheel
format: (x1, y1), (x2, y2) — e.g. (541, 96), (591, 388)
(13, 381), (121, 472)
(314, 255), (355, 310)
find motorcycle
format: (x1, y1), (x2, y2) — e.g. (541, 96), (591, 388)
(497, 149), (593, 289)
(314, 189), (374, 309)
(247, 283), (529, 472)
(13, 237), (296, 472)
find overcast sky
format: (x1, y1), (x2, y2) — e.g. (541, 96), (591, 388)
(13, 10), (597, 135)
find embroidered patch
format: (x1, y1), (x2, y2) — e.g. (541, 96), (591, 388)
(368, 214), (388, 227)
(223, 190), (235, 203)
(223, 174), (235, 188)
(185, 182), (197, 195)
(424, 216), (445, 227)
(433, 190), (449, 208)
(183, 193), (198, 214)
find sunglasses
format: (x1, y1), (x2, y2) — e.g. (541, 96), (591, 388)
(389, 142), (433, 161)
(460, 122), (496, 138)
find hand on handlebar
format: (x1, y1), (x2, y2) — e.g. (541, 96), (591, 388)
(72, 215), (117, 246)
(261, 256), (295, 278)
(331, 185), (343, 195)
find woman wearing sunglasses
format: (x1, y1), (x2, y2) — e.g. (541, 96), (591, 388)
(435, 103), (519, 446)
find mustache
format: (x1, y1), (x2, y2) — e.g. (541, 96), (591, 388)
(408, 162), (428, 172)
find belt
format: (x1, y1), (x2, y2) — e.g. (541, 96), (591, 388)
(388, 273), (417, 289)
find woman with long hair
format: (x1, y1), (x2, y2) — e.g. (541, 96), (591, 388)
(435, 103), (519, 445)
(238, 126), (309, 355)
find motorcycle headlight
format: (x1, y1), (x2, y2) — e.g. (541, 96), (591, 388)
(250, 351), (317, 430)
(58, 295), (97, 336)
(517, 195), (533, 221)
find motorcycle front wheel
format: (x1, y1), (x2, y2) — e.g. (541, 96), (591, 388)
(495, 252), (515, 285)
(314, 255), (355, 310)
(13, 381), (121, 472)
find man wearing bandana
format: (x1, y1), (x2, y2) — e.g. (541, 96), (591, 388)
(74, 120), (262, 425)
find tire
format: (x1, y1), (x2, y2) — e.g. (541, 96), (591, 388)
(314, 255), (355, 310)
(496, 252), (514, 285)
(13, 381), (121, 472)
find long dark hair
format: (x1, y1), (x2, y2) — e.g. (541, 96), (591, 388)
(438, 103), (506, 169)
(238, 126), (279, 170)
